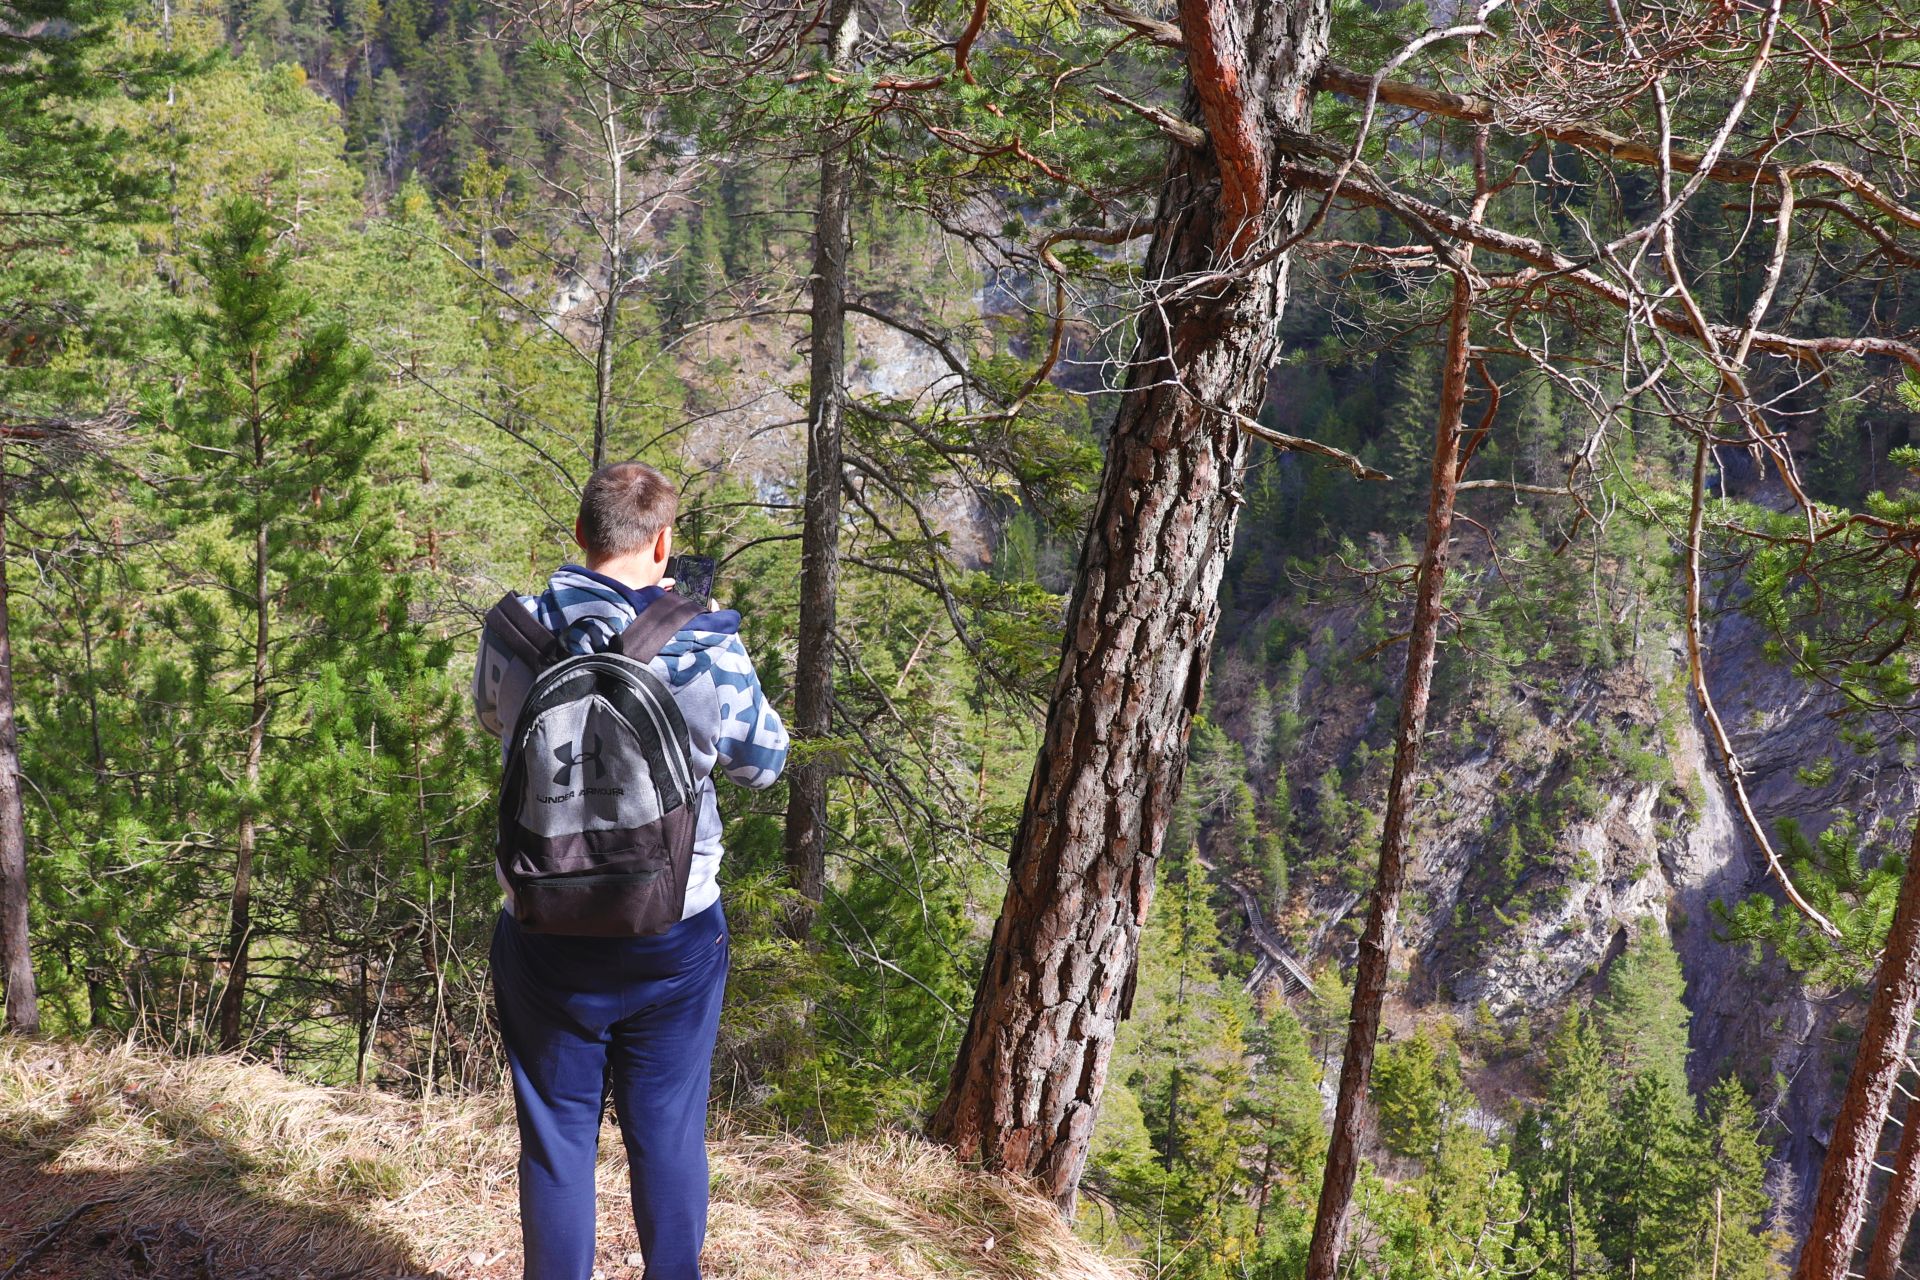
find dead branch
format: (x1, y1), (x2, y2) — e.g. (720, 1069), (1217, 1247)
(1680, 432), (1841, 939)
(1095, 0), (1183, 49)
(1455, 479), (1582, 497)
(1095, 85), (1206, 149)
(1232, 412), (1391, 481)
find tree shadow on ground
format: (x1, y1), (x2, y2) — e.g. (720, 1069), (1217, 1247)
(1, 1096), (442, 1280)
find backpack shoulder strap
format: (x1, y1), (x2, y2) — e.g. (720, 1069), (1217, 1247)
(613, 592), (703, 664)
(484, 591), (562, 670)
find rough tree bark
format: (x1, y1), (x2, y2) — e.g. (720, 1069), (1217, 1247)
(0, 447), (38, 1036)
(1304, 270), (1474, 1279)
(929, 0), (1331, 1211)
(1864, 1078), (1920, 1280)
(782, 0), (859, 934)
(1799, 815), (1920, 1280)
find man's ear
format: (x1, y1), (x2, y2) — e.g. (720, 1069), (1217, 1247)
(573, 518), (588, 553)
(654, 525), (673, 564)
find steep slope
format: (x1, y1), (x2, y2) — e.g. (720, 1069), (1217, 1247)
(1684, 602), (1916, 1220)
(1213, 566), (1913, 1225)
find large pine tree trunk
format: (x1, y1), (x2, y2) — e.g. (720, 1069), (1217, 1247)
(1305, 272), (1473, 1279)
(782, 0), (859, 933)
(1863, 1082), (1920, 1280)
(0, 457), (39, 1037)
(929, 0), (1330, 1210)
(1799, 816), (1920, 1280)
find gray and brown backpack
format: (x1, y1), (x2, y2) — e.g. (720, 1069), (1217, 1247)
(482, 591), (704, 936)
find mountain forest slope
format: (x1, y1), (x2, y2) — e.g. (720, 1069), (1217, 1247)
(6, 0), (1920, 1276)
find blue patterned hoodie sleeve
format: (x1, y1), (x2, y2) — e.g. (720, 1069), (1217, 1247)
(657, 624), (790, 789)
(710, 633), (790, 787)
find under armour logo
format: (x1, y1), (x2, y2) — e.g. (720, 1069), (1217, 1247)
(552, 733), (605, 786)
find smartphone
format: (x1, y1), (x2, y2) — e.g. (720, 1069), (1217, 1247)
(665, 553), (716, 604)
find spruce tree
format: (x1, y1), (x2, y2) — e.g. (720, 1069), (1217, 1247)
(1598, 926), (1693, 1096)
(1513, 1010), (1613, 1278)
(0, 0), (167, 255)
(1108, 845), (1255, 1267)
(1379, 342), (1440, 522)
(1597, 1070), (1692, 1277)
(1371, 1026), (1469, 1163)
(1245, 681), (1275, 779)
(1262, 823), (1290, 917)
(1513, 376), (1566, 489)
(1685, 1077), (1785, 1280)
(372, 69), (409, 188)
(1226, 780), (1260, 870)
(1807, 362), (1866, 506)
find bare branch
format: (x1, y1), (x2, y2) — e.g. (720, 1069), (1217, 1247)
(1095, 0), (1183, 49)
(1681, 433), (1841, 940)
(1095, 85), (1205, 149)
(1312, 62), (1920, 237)
(1232, 412), (1391, 481)
(1272, 160), (1920, 374)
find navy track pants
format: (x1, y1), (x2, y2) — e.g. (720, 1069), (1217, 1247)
(490, 902), (729, 1280)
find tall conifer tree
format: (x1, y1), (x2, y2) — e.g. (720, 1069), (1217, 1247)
(162, 199), (383, 1051)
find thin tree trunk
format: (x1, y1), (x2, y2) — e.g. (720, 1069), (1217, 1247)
(86, 971), (111, 1030)
(782, 0), (859, 935)
(592, 87), (623, 471)
(412, 708), (471, 1085)
(1798, 816), (1920, 1280)
(1165, 870), (1192, 1171)
(217, 396), (270, 1052)
(930, 0), (1330, 1211)
(1864, 1085), (1920, 1280)
(0, 452), (39, 1037)
(1305, 270), (1473, 1279)
(1712, 1185), (1724, 1280)
(1567, 1151), (1581, 1280)
(77, 599), (105, 780)
(355, 952), (370, 1086)
(1254, 1135), (1275, 1237)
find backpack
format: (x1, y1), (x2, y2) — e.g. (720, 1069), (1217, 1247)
(483, 589), (704, 937)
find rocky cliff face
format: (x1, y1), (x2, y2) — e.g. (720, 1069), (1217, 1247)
(1686, 600), (1916, 1220)
(1218, 566), (1916, 1224)
(680, 310), (993, 567)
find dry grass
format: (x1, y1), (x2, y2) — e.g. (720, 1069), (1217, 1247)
(0, 1037), (1135, 1280)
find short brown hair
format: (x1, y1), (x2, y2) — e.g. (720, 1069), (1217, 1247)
(577, 462), (678, 560)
